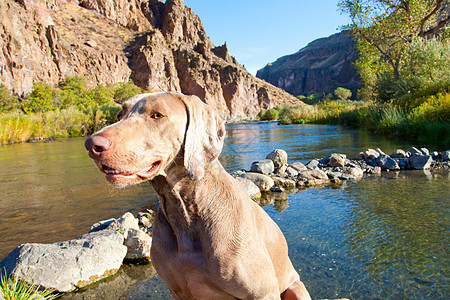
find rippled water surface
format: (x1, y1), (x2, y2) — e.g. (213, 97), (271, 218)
(0, 122), (448, 299)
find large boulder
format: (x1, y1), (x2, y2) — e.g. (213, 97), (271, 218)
(0, 230), (127, 293)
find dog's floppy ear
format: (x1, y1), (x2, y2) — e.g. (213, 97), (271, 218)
(181, 95), (225, 181)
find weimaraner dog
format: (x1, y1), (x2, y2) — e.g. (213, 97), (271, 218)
(85, 92), (311, 299)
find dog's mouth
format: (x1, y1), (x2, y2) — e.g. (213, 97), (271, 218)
(97, 161), (162, 184)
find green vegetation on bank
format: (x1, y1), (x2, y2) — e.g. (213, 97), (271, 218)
(0, 77), (149, 144)
(261, 84), (449, 146)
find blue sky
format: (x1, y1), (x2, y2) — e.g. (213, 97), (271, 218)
(184, 0), (350, 75)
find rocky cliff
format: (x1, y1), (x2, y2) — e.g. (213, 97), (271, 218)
(256, 31), (362, 98)
(0, 0), (301, 121)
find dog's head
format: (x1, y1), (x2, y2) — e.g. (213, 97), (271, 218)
(85, 92), (225, 187)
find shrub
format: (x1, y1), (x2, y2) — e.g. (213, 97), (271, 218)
(297, 94), (321, 105)
(0, 84), (20, 113)
(334, 87), (352, 101)
(260, 108), (279, 120)
(114, 80), (149, 104)
(409, 93), (449, 123)
(22, 83), (56, 113)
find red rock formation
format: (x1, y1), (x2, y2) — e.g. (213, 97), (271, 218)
(0, 0), (302, 121)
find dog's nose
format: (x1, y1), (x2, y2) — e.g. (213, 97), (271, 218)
(85, 135), (111, 158)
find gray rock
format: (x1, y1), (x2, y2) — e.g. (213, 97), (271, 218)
(326, 171), (343, 180)
(329, 153), (347, 160)
(329, 155), (345, 168)
(442, 150), (450, 161)
(367, 166), (382, 175)
(377, 154), (400, 170)
(0, 230), (127, 293)
(90, 218), (115, 233)
(397, 158), (409, 169)
(363, 149), (380, 159)
(235, 177), (261, 198)
(240, 172), (274, 192)
(285, 166), (299, 177)
(410, 155), (433, 170)
(420, 148), (430, 156)
(124, 228), (152, 263)
(375, 148), (385, 156)
(106, 212), (140, 238)
(288, 162), (307, 172)
(266, 149), (288, 168)
(274, 165), (287, 175)
(101, 212), (152, 262)
(299, 169), (329, 184)
(390, 149), (406, 158)
(407, 147), (422, 157)
(346, 166), (364, 178)
(305, 159), (320, 169)
(250, 159), (274, 175)
(271, 176), (296, 188)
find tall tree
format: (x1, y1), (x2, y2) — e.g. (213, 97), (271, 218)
(339, 0), (450, 92)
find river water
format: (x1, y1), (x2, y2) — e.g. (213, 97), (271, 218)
(0, 122), (448, 299)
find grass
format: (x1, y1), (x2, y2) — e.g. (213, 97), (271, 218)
(0, 269), (59, 300)
(0, 105), (120, 144)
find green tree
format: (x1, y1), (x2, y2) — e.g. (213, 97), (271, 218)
(334, 87), (352, 101)
(339, 0), (450, 94)
(23, 83), (56, 113)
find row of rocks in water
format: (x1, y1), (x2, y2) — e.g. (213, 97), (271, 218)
(232, 147), (450, 198)
(0, 211), (154, 294)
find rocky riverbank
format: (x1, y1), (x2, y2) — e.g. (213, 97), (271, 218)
(0, 146), (448, 297)
(233, 147), (450, 200)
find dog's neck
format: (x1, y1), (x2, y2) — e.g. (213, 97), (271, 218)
(151, 158), (241, 252)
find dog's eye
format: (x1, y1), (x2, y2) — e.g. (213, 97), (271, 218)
(150, 112), (164, 119)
